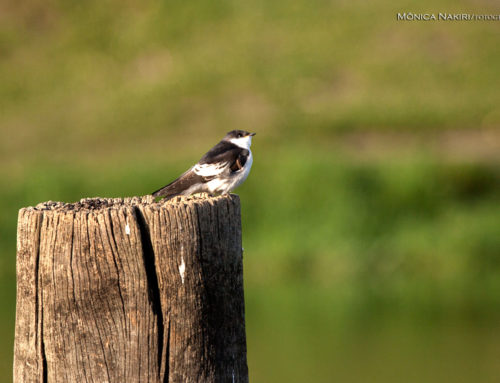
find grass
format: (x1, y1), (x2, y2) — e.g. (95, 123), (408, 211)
(2, 151), (500, 381)
(1, 0), (500, 381)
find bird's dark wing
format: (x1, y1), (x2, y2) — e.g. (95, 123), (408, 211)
(199, 141), (249, 173)
(152, 168), (206, 198)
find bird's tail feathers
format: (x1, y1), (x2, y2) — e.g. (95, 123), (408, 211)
(152, 169), (204, 199)
(152, 179), (183, 199)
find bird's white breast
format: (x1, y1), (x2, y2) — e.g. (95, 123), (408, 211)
(234, 150), (253, 187)
(205, 150), (253, 195)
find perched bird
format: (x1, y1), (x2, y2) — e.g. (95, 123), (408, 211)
(152, 130), (256, 199)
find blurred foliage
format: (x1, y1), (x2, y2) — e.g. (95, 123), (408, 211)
(1, 0), (500, 382)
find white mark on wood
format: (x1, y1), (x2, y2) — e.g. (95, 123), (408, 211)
(125, 221), (130, 235)
(179, 257), (186, 284)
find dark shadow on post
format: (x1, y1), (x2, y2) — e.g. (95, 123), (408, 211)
(134, 206), (166, 381)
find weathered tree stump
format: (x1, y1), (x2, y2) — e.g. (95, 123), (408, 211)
(14, 194), (248, 383)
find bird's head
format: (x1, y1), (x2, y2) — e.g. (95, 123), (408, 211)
(223, 130), (256, 150)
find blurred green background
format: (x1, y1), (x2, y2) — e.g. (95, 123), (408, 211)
(2, 0), (500, 381)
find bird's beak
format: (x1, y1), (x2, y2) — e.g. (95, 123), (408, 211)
(249, 132), (256, 136)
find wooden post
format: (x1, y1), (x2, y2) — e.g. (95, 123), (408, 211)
(14, 194), (248, 383)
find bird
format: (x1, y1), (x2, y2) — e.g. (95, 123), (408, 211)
(152, 130), (256, 199)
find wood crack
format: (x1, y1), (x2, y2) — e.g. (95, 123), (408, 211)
(134, 206), (165, 381)
(36, 212), (47, 383)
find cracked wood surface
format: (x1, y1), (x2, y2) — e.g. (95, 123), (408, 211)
(14, 194), (248, 383)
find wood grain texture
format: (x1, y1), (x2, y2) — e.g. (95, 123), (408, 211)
(14, 194), (248, 383)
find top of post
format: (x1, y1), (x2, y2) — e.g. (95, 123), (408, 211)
(23, 193), (239, 213)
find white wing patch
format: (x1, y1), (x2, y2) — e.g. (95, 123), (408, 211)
(193, 162), (228, 177)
